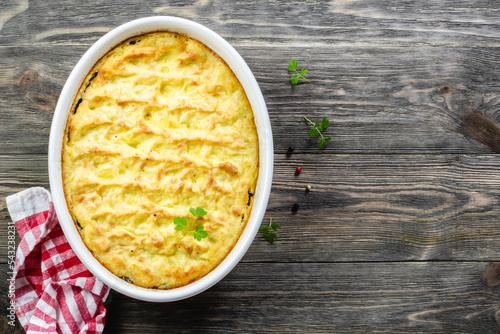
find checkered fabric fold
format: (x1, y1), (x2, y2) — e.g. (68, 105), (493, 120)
(6, 187), (109, 334)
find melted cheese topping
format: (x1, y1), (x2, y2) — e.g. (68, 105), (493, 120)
(62, 32), (259, 289)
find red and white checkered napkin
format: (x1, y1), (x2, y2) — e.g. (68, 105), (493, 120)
(6, 187), (110, 334)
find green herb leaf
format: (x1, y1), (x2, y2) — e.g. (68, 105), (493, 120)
(173, 217), (188, 231)
(193, 225), (208, 241)
(174, 207), (209, 241)
(320, 117), (330, 132)
(263, 232), (278, 244)
(308, 128), (319, 137)
(195, 207), (207, 217)
(258, 226), (269, 233)
(304, 116), (332, 150)
(270, 221), (281, 231)
(259, 218), (280, 244)
(318, 138), (326, 150)
(189, 207), (208, 219)
(288, 59), (310, 84)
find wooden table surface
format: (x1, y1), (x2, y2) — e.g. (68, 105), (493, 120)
(2, 1), (500, 333)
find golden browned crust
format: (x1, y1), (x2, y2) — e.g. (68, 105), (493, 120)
(62, 32), (259, 289)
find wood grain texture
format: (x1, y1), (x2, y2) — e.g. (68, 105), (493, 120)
(2, 45), (500, 154)
(65, 263), (500, 333)
(1, 0), (500, 47)
(2, 0), (500, 333)
(1, 261), (500, 333)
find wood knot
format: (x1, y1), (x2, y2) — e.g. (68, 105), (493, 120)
(26, 92), (57, 112)
(440, 86), (450, 93)
(461, 111), (500, 153)
(19, 69), (39, 87)
(482, 262), (500, 288)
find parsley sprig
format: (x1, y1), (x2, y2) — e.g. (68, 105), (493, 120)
(258, 218), (281, 244)
(289, 59), (310, 85)
(305, 116), (331, 150)
(174, 207), (208, 241)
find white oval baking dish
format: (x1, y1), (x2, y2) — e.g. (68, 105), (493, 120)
(48, 16), (273, 302)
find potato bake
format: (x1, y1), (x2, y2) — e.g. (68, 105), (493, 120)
(62, 31), (259, 289)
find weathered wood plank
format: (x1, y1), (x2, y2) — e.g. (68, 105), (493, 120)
(2, 0), (500, 47)
(250, 152), (500, 261)
(2, 1), (500, 332)
(3, 262), (496, 333)
(2, 154), (500, 263)
(0, 45), (83, 155)
(2, 261), (499, 333)
(103, 262), (500, 333)
(2, 45), (500, 154)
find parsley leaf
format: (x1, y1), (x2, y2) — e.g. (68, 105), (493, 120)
(173, 217), (188, 231)
(270, 220), (281, 231)
(264, 232), (278, 244)
(190, 207), (207, 219)
(194, 225), (208, 241)
(304, 116), (331, 150)
(259, 218), (281, 244)
(321, 117), (330, 132)
(197, 207), (208, 216)
(173, 207), (209, 241)
(258, 226), (269, 233)
(288, 59), (310, 85)
(308, 128), (319, 137)
(318, 138), (326, 150)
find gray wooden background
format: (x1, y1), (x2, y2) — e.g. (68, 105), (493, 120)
(2, 0), (500, 333)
